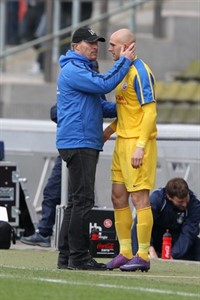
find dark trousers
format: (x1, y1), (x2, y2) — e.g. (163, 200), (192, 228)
(58, 148), (99, 265)
(19, 3), (45, 42)
(6, 1), (19, 45)
(38, 156), (61, 236)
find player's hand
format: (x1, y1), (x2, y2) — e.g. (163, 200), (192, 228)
(131, 147), (144, 168)
(148, 246), (158, 259)
(120, 42), (136, 61)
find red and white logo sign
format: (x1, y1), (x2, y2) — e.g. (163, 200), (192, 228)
(103, 219), (112, 228)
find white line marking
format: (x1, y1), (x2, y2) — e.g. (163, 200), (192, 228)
(0, 273), (199, 298)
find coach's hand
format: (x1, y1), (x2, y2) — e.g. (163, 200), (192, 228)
(120, 42), (136, 61)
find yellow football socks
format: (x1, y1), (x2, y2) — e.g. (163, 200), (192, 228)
(114, 207), (133, 259)
(136, 206), (153, 261)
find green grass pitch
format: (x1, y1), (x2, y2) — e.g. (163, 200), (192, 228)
(0, 246), (199, 300)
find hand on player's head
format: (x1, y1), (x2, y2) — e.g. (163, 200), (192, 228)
(120, 42), (136, 61)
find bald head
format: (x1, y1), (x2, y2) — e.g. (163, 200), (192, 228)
(110, 28), (136, 46)
(108, 28), (136, 61)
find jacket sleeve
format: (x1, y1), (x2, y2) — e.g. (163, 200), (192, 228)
(149, 188), (166, 247)
(150, 189), (166, 219)
(101, 98), (117, 118)
(68, 57), (132, 94)
(172, 198), (200, 259)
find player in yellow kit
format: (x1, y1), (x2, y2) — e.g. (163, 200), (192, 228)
(105, 28), (157, 272)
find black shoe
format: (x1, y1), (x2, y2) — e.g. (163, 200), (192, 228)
(57, 262), (68, 269)
(57, 256), (68, 269)
(68, 258), (107, 271)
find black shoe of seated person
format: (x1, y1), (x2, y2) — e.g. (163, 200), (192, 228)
(20, 232), (51, 247)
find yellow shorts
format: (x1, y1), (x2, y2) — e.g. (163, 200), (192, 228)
(111, 136), (157, 192)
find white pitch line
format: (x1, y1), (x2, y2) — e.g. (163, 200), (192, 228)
(0, 273), (199, 298)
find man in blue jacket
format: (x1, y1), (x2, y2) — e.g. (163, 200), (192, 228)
(132, 177), (200, 261)
(56, 26), (135, 270)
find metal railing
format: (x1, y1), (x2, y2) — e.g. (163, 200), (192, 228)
(1, 119), (200, 212)
(0, 0), (153, 81)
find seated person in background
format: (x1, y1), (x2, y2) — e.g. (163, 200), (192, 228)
(132, 177), (200, 261)
(20, 104), (61, 247)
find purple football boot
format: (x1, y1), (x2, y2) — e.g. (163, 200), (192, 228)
(120, 255), (150, 272)
(107, 254), (130, 270)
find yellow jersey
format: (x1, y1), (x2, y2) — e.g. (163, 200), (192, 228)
(114, 57), (157, 142)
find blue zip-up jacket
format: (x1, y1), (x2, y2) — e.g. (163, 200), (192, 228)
(56, 50), (132, 151)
